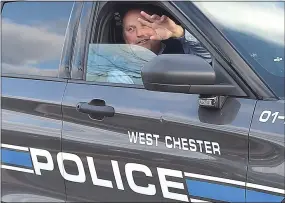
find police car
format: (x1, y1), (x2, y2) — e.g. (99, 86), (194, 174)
(1, 1), (284, 202)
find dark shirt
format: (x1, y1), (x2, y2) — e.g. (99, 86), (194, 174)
(158, 32), (212, 63)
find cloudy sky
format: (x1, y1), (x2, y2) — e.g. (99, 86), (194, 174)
(1, 2), (74, 77)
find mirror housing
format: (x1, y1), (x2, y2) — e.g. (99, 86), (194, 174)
(141, 54), (235, 96)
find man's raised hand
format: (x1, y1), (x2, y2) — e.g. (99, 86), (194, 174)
(138, 11), (184, 40)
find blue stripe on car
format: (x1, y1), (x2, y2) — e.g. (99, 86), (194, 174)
(246, 189), (284, 202)
(186, 179), (245, 202)
(1, 149), (33, 168)
(186, 179), (246, 202)
(186, 179), (284, 203)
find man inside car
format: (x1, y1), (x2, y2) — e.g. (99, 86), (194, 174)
(121, 6), (212, 62)
(107, 5), (212, 84)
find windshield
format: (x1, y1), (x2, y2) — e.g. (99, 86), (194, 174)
(194, 2), (284, 98)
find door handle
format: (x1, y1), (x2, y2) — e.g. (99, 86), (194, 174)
(76, 101), (115, 118)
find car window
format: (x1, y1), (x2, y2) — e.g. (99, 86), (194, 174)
(1, 2), (74, 78)
(86, 44), (156, 85)
(85, 3), (212, 86)
(194, 2), (285, 98)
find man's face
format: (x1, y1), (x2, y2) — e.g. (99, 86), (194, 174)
(122, 9), (161, 53)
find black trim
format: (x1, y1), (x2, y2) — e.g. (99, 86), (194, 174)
(84, 1), (100, 81)
(58, 2), (84, 79)
(2, 73), (68, 83)
(70, 1), (97, 80)
(1, 1), (16, 12)
(1, 1), (4, 12)
(171, 1), (277, 100)
(67, 79), (144, 89)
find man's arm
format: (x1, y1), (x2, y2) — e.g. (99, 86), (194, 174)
(173, 30), (213, 63)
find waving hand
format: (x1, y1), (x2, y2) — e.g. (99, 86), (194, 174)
(138, 11), (184, 40)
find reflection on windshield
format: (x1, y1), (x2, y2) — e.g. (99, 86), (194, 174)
(1, 2), (73, 77)
(86, 44), (156, 85)
(194, 2), (285, 98)
(194, 2), (284, 46)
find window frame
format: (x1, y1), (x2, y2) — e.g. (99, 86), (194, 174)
(69, 1), (276, 100)
(1, 1), (81, 81)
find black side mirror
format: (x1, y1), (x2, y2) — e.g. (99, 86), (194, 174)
(141, 54), (235, 96)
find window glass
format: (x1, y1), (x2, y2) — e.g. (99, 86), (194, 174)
(86, 44), (156, 85)
(194, 2), (285, 98)
(1, 2), (74, 77)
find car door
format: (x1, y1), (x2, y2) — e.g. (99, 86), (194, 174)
(192, 2), (285, 202)
(1, 1), (80, 202)
(247, 101), (285, 202)
(59, 1), (271, 202)
(60, 4), (167, 201)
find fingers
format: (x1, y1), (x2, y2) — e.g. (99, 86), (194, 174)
(137, 17), (152, 27)
(141, 11), (164, 22)
(150, 31), (163, 40)
(151, 14), (160, 21)
(150, 35), (162, 40)
(159, 15), (166, 23)
(140, 11), (155, 22)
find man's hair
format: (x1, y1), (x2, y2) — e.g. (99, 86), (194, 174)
(118, 3), (165, 24)
(116, 3), (163, 41)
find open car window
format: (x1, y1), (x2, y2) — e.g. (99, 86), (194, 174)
(84, 2), (214, 88)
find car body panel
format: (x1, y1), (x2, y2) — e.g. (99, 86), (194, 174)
(61, 82), (256, 202)
(61, 83), (165, 202)
(1, 0), (77, 201)
(247, 100), (285, 202)
(1, 77), (67, 202)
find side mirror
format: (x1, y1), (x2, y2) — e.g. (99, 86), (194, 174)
(141, 54), (235, 96)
